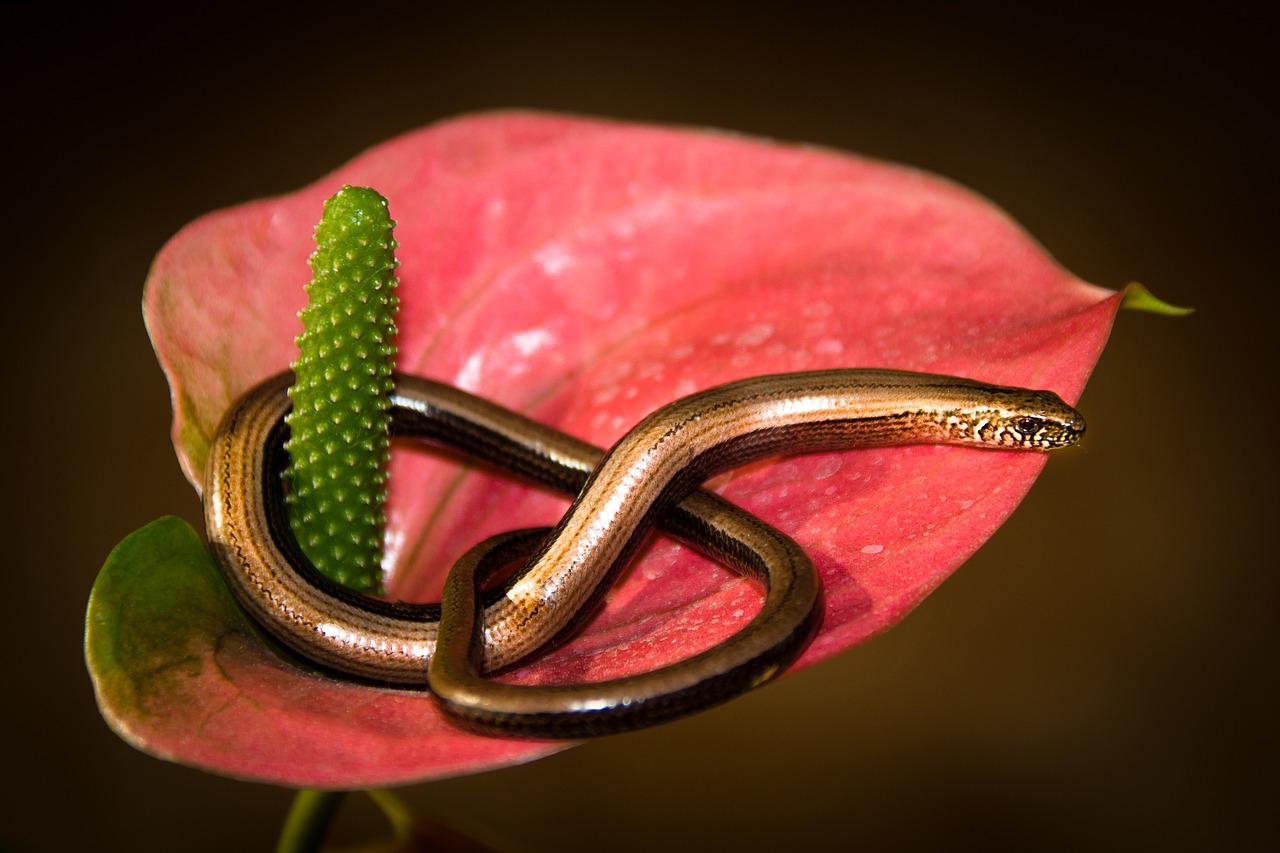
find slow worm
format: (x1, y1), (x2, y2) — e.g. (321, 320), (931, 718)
(205, 368), (1083, 737)
(205, 372), (821, 692)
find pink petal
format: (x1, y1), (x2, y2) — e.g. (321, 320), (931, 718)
(133, 111), (1119, 784)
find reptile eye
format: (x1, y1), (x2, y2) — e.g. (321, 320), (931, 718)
(1015, 416), (1044, 436)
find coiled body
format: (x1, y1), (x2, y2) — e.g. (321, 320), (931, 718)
(204, 373), (821, 701)
(204, 368), (1083, 736)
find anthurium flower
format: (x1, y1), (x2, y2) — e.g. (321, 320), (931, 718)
(87, 112), (1124, 787)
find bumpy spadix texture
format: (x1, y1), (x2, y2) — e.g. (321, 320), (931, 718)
(284, 186), (399, 593)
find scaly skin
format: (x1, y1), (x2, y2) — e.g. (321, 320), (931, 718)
(284, 186), (399, 593)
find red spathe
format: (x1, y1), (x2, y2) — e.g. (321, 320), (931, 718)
(132, 112), (1118, 785)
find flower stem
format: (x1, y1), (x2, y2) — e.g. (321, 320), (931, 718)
(276, 789), (347, 853)
(367, 788), (413, 844)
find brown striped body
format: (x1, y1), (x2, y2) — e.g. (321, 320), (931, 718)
(204, 368), (1082, 736)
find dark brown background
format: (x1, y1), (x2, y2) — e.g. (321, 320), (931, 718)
(8, 6), (1272, 850)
